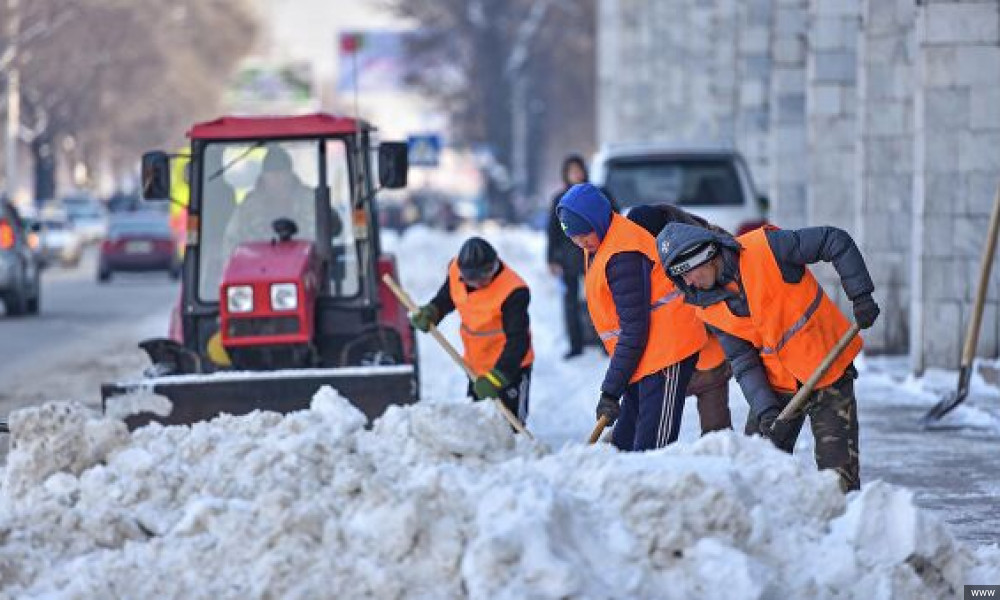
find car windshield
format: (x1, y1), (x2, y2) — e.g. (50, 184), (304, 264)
(197, 138), (358, 302)
(604, 157), (745, 209)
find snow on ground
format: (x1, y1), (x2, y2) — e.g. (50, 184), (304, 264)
(0, 225), (997, 597)
(1, 394), (997, 598)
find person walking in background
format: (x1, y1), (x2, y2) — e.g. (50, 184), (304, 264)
(557, 184), (706, 450)
(546, 154), (589, 359)
(409, 237), (534, 426)
(627, 204), (733, 435)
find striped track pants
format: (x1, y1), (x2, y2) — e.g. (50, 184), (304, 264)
(612, 353), (698, 451)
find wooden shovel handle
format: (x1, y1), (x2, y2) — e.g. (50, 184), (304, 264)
(588, 415), (610, 445)
(776, 323), (861, 422)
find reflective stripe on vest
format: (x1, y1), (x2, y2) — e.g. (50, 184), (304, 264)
(448, 260), (535, 377)
(599, 289), (686, 342)
(461, 324), (505, 337)
(760, 285), (823, 355)
(695, 227), (862, 392)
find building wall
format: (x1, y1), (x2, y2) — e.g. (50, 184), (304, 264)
(911, 0), (1000, 371)
(598, 0), (1000, 370)
(858, 0), (915, 353)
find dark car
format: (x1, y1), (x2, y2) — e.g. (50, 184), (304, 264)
(98, 213), (179, 282)
(0, 200), (41, 315)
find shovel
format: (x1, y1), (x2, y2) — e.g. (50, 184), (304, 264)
(382, 274), (534, 439)
(922, 184), (1000, 425)
(773, 323), (861, 426)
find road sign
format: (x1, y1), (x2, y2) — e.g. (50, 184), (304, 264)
(408, 134), (442, 167)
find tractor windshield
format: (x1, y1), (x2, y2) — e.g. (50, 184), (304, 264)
(197, 138), (359, 301)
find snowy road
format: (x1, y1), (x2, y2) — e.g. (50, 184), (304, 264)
(0, 249), (174, 418)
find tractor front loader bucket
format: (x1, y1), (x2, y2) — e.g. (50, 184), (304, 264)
(101, 365), (417, 430)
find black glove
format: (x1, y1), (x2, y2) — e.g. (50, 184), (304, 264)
(852, 294), (880, 329)
(409, 304), (439, 333)
(596, 393), (621, 426)
(758, 408), (795, 453)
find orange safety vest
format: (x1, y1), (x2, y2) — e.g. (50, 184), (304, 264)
(696, 227), (862, 393)
(696, 332), (726, 371)
(448, 260), (534, 377)
(586, 214), (706, 383)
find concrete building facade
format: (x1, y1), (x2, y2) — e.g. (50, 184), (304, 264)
(597, 0), (1000, 371)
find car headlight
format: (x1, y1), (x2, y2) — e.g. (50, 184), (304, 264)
(226, 285), (254, 313)
(270, 283), (298, 311)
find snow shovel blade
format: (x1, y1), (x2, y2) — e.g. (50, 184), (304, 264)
(920, 365), (971, 426)
(101, 364), (417, 430)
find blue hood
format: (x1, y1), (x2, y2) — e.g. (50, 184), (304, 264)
(657, 223), (742, 307)
(556, 183), (613, 241)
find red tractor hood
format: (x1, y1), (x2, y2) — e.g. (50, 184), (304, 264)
(223, 240), (316, 284)
(220, 240), (320, 348)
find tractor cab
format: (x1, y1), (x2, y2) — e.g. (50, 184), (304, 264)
(102, 114), (418, 427)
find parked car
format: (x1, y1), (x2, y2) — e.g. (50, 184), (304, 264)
(61, 194), (108, 242)
(98, 213), (179, 282)
(0, 200), (41, 315)
(35, 209), (85, 267)
(590, 143), (768, 234)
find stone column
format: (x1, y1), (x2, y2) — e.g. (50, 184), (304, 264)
(768, 0), (809, 228)
(806, 0), (862, 308)
(911, 0), (1000, 371)
(857, 0), (915, 354)
(736, 0), (775, 199)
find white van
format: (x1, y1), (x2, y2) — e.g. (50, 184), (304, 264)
(590, 143), (767, 234)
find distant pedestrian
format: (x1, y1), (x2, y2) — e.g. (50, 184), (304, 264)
(546, 154), (589, 359)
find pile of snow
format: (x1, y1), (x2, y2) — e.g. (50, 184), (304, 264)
(1, 394), (997, 598)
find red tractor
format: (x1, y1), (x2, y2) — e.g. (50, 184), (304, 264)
(101, 113), (419, 427)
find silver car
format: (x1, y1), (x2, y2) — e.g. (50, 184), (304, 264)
(0, 200), (41, 316)
(590, 143), (767, 234)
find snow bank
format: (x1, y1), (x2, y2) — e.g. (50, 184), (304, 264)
(0, 393), (996, 599)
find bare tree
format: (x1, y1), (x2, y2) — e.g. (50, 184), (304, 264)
(381, 0), (595, 220)
(1, 0), (258, 202)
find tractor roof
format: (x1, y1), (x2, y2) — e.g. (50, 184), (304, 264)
(187, 113), (371, 141)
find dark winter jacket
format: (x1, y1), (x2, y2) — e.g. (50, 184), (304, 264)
(546, 156), (590, 274)
(626, 204), (735, 237)
(558, 183), (652, 398)
(657, 223), (875, 417)
(429, 263), (531, 379)
(547, 189), (586, 274)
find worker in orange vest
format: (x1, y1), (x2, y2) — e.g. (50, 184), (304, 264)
(410, 237), (534, 425)
(657, 222), (880, 492)
(627, 204), (733, 435)
(558, 183), (706, 450)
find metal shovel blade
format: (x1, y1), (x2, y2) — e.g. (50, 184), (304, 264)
(920, 365), (971, 427)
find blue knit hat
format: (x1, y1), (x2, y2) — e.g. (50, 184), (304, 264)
(557, 206), (594, 236)
(556, 183), (613, 240)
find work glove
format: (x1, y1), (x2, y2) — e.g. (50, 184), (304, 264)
(852, 294), (880, 329)
(758, 407), (795, 453)
(409, 304), (439, 333)
(472, 368), (510, 400)
(596, 393), (621, 426)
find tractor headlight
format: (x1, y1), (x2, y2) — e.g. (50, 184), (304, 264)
(270, 283), (298, 311)
(226, 285), (254, 313)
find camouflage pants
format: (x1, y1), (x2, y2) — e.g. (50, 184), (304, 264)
(687, 362), (733, 434)
(744, 372), (861, 492)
